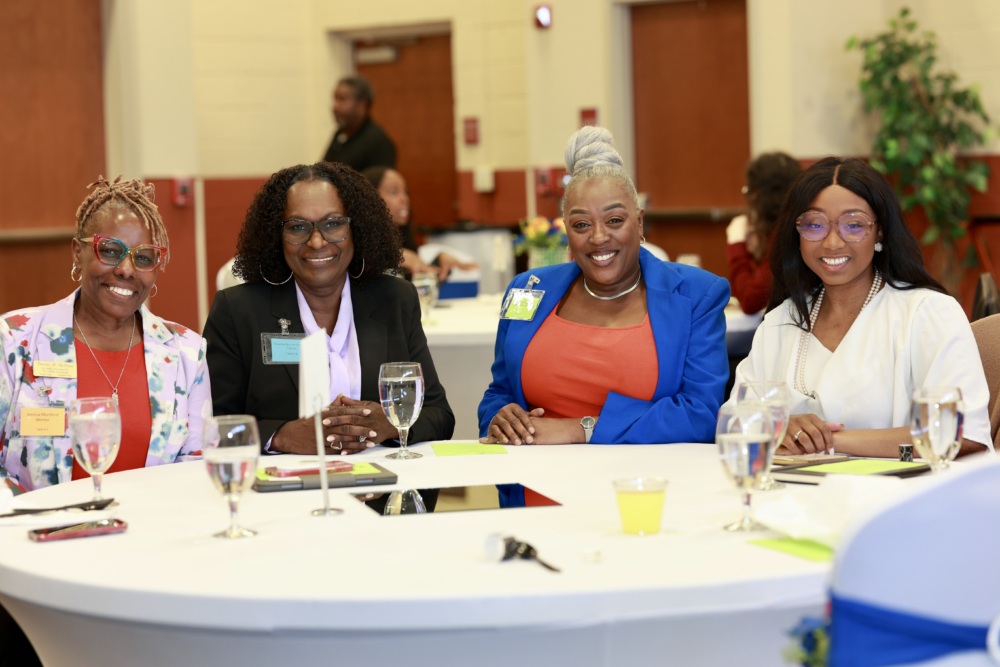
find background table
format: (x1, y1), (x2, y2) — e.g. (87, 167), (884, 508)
(0, 444), (826, 666)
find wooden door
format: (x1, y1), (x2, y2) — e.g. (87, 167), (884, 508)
(357, 34), (457, 231)
(631, 0), (749, 210)
(0, 0), (105, 313)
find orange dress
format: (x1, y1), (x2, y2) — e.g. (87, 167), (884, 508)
(521, 311), (658, 418)
(72, 340), (152, 479)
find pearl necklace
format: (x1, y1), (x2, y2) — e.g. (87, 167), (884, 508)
(583, 272), (642, 301)
(794, 270), (883, 398)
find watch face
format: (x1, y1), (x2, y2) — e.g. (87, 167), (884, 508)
(581, 417), (596, 429)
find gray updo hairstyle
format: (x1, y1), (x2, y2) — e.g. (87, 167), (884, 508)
(560, 126), (640, 215)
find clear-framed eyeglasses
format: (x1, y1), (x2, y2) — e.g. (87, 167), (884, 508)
(795, 211), (876, 243)
(281, 216), (351, 245)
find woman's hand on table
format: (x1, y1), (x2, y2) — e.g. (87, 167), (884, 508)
(271, 397), (397, 455)
(481, 405), (544, 445)
(435, 252), (479, 282)
(780, 414), (844, 454)
(329, 396), (399, 447)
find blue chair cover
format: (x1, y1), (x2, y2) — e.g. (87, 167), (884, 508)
(830, 593), (991, 667)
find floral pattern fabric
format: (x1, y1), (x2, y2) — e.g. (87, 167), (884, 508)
(0, 291), (212, 491)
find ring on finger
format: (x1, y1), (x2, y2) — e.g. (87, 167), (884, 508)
(359, 434), (367, 443)
(793, 429), (804, 442)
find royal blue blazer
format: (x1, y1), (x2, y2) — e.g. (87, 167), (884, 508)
(478, 248), (730, 444)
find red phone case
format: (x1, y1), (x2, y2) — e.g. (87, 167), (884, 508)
(28, 519), (128, 542)
(264, 462), (354, 477)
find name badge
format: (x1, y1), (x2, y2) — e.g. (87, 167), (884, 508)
(261, 319), (304, 364)
(20, 407), (66, 437)
(500, 275), (546, 321)
(32, 361), (76, 379)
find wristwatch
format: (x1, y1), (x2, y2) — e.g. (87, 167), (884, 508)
(580, 416), (596, 444)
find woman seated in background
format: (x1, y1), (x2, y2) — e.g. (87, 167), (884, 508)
(0, 177), (211, 491)
(726, 152), (801, 314)
(478, 126), (730, 445)
(730, 157), (991, 456)
(362, 166), (478, 281)
(204, 162), (454, 453)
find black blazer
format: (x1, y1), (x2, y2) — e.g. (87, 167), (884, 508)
(204, 276), (454, 447)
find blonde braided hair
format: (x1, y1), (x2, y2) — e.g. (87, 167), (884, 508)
(75, 176), (170, 270)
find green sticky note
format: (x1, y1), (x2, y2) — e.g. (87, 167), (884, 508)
(798, 459), (925, 475)
(431, 441), (508, 456)
(348, 462), (380, 475)
(750, 537), (834, 562)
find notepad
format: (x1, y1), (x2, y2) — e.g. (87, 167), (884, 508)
(750, 537), (834, 562)
(431, 441), (507, 456)
(772, 458), (930, 484)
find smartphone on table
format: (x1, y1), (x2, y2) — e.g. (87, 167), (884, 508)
(28, 519), (127, 542)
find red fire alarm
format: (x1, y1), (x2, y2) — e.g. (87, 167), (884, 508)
(172, 177), (194, 208)
(463, 117), (479, 146)
(534, 4), (552, 29)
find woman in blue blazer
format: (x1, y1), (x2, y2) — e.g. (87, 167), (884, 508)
(478, 127), (729, 445)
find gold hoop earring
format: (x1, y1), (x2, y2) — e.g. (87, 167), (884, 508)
(640, 235), (646, 245)
(71, 264), (82, 282)
(349, 256), (365, 280)
(260, 263), (293, 286)
(150, 284), (158, 298)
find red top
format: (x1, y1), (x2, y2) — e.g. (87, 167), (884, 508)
(521, 311), (658, 419)
(72, 339), (151, 480)
(726, 242), (772, 314)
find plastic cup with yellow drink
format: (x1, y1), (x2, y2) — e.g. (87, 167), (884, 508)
(613, 477), (667, 535)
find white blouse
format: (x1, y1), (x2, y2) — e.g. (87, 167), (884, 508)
(728, 283), (993, 450)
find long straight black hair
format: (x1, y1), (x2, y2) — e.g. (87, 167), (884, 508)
(767, 157), (946, 329)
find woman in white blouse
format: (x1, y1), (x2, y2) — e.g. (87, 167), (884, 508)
(730, 157), (992, 457)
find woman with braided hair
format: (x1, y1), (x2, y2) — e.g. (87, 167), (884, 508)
(0, 176), (211, 490)
(478, 126), (730, 445)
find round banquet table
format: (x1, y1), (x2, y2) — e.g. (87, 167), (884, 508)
(0, 443), (826, 667)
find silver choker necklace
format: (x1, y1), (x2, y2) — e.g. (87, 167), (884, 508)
(583, 272), (642, 301)
(794, 270), (883, 398)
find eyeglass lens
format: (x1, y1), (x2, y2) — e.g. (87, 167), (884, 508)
(95, 236), (162, 271)
(796, 212), (873, 242)
(282, 217), (350, 244)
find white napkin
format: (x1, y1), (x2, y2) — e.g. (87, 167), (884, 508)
(754, 475), (910, 548)
(0, 486), (13, 514)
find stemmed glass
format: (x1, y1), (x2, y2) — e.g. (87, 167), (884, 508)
(380, 362), (424, 460)
(909, 386), (964, 473)
(412, 273), (439, 323)
(716, 402), (774, 532)
(68, 397), (121, 501)
(203, 415), (260, 539)
(735, 382), (791, 490)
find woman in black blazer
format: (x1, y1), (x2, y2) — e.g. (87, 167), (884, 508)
(204, 162), (454, 454)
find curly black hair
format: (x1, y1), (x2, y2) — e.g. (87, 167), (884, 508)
(233, 162), (401, 287)
(745, 152), (801, 241)
(768, 156), (945, 328)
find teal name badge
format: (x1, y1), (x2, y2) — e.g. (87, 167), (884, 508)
(261, 319), (305, 364)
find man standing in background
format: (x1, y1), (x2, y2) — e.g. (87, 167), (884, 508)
(323, 75), (396, 171)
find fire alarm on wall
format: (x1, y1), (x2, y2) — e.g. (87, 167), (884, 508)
(534, 4), (552, 29)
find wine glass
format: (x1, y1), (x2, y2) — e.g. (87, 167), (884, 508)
(716, 402), (774, 532)
(68, 397), (121, 501)
(735, 382), (791, 490)
(203, 415), (260, 539)
(909, 386), (964, 473)
(412, 273), (438, 322)
(380, 362), (424, 460)
(383, 489), (428, 515)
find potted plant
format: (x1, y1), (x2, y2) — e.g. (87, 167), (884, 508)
(847, 7), (991, 293)
(514, 216), (568, 269)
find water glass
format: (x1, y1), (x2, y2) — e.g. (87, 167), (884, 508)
(68, 397), (121, 501)
(412, 272), (438, 321)
(203, 415), (260, 539)
(379, 362), (425, 460)
(716, 402), (773, 532)
(909, 386), (964, 473)
(734, 382), (791, 490)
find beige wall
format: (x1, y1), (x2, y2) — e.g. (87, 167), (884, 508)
(106, 0), (1000, 184)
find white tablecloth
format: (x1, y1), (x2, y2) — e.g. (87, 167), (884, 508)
(0, 444), (826, 666)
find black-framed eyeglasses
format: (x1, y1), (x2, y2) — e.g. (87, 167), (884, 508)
(79, 234), (166, 271)
(280, 216), (351, 245)
(795, 211), (875, 243)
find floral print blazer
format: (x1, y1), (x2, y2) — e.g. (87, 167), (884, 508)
(0, 291), (212, 491)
